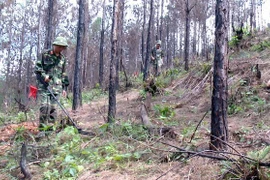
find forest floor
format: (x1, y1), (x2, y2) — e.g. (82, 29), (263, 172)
(1, 29), (270, 180)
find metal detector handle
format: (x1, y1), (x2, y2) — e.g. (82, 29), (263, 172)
(47, 86), (80, 130)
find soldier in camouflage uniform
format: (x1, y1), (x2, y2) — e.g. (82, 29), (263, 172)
(35, 37), (69, 128)
(151, 40), (164, 76)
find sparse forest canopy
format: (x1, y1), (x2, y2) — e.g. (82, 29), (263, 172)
(1, 0), (270, 179)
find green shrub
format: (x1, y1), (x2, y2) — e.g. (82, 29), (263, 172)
(153, 104), (176, 125)
(250, 40), (270, 52)
(82, 87), (107, 103)
(229, 35), (240, 47)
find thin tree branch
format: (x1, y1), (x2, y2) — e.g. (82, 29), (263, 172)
(160, 141), (270, 166)
(189, 109), (210, 142)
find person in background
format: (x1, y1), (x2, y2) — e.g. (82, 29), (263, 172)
(35, 36), (69, 129)
(151, 40), (164, 76)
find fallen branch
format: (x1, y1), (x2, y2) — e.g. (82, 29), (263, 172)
(189, 109), (210, 143)
(161, 141), (270, 167)
(20, 142), (32, 179)
(175, 67), (213, 108)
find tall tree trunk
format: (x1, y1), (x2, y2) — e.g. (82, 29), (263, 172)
(108, 0), (120, 123)
(141, 0), (146, 73)
(143, 0), (154, 81)
(210, 0), (229, 150)
(37, 0), (42, 56)
(115, 0), (124, 90)
(173, 26), (176, 60)
(249, 0), (254, 34)
(156, 0), (160, 40)
(119, 1), (128, 87)
(166, 17), (170, 67)
(45, 0), (54, 49)
(192, 20), (197, 55)
(184, 0), (191, 71)
(18, 16), (26, 103)
(99, 0), (106, 89)
(160, 0), (164, 40)
(201, 17), (207, 59)
(179, 26), (183, 59)
(25, 43), (33, 104)
(72, 0), (85, 110)
(82, 1), (90, 89)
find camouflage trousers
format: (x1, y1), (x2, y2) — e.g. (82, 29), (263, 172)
(37, 89), (59, 127)
(150, 63), (161, 77)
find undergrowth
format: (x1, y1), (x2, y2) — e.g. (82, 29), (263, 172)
(82, 87), (107, 104)
(1, 121), (152, 180)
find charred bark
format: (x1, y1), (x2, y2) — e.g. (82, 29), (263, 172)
(73, 0), (85, 110)
(210, 0), (229, 150)
(20, 143), (32, 179)
(108, 0), (120, 123)
(143, 0), (154, 81)
(45, 0), (54, 49)
(99, 0), (106, 89)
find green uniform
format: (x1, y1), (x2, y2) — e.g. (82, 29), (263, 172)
(151, 44), (164, 76)
(35, 50), (69, 126)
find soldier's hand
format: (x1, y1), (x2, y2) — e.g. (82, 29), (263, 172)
(44, 76), (51, 82)
(62, 90), (67, 98)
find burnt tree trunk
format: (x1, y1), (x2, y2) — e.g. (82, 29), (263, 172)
(249, 0), (256, 34)
(18, 16), (26, 104)
(192, 20), (197, 55)
(25, 42), (33, 104)
(82, 1), (90, 89)
(45, 0), (54, 49)
(141, 0), (146, 73)
(108, 0), (120, 123)
(115, 0), (124, 90)
(210, 0), (229, 150)
(99, 0), (106, 89)
(184, 0), (196, 71)
(160, 0), (164, 40)
(166, 17), (170, 67)
(20, 143), (31, 179)
(73, 0), (85, 110)
(201, 17), (207, 59)
(156, 0), (160, 40)
(143, 0), (154, 81)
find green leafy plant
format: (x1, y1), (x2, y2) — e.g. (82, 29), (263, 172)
(154, 104), (175, 118)
(82, 87), (107, 103)
(14, 126), (26, 141)
(250, 40), (270, 52)
(229, 35), (240, 47)
(153, 104), (175, 124)
(228, 103), (243, 115)
(248, 146), (270, 162)
(139, 89), (147, 100)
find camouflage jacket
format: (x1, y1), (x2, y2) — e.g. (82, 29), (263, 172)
(151, 46), (164, 65)
(35, 50), (69, 94)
